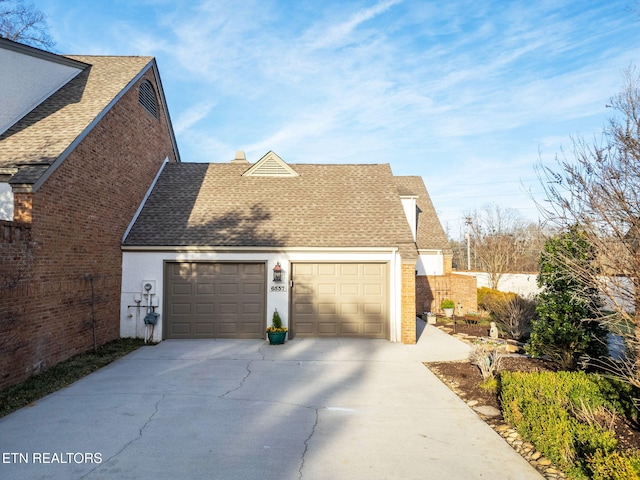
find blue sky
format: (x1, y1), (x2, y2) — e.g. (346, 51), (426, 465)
(39, 0), (640, 237)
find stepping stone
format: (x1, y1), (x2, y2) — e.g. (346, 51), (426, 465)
(473, 405), (501, 417)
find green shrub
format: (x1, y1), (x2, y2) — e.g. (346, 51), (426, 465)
(477, 287), (515, 311)
(587, 450), (640, 480)
(272, 309), (282, 329)
(528, 229), (608, 370)
(478, 377), (499, 393)
(266, 309), (287, 332)
(440, 298), (455, 309)
(500, 370), (637, 478)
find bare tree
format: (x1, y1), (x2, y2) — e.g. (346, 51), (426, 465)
(0, 0), (54, 48)
(449, 237), (467, 270)
(517, 223), (549, 271)
(536, 67), (640, 395)
(465, 203), (543, 288)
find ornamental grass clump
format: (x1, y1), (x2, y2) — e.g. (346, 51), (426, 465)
(486, 294), (537, 341)
(470, 343), (503, 381)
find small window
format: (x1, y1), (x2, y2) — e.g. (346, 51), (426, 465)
(139, 80), (159, 119)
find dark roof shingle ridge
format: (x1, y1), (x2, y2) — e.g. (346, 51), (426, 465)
(201, 162), (390, 166)
(66, 54), (154, 60)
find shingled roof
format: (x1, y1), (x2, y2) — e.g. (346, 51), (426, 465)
(123, 159), (418, 259)
(0, 46), (178, 190)
(394, 176), (451, 253)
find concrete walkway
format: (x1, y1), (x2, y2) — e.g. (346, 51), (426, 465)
(0, 322), (542, 480)
(408, 317), (473, 362)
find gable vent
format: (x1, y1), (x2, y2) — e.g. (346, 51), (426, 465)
(138, 80), (159, 119)
(242, 151), (299, 177)
(254, 158), (292, 175)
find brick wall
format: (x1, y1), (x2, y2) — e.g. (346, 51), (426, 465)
(0, 69), (177, 389)
(416, 273), (477, 316)
(13, 194), (32, 222)
(401, 262), (416, 344)
(0, 220), (33, 290)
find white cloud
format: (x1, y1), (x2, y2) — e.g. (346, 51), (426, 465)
(308, 0), (403, 50)
(42, 0), (640, 232)
(173, 101), (216, 135)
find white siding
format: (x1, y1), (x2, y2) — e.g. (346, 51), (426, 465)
(0, 47), (83, 135)
(416, 251), (445, 276)
(400, 196), (417, 241)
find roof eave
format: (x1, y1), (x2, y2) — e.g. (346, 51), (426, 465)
(0, 37), (90, 70)
(121, 245), (402, 253)
(148, 59), (181, 163)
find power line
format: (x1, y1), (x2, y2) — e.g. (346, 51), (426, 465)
(434, 192), (544, 200)
(430, 178), (541, 187)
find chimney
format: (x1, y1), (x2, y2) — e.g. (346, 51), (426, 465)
(231, 150), (248, 164)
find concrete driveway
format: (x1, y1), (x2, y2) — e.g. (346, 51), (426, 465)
(0, 326), (543, 480)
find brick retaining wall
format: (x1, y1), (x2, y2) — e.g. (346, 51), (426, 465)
(416, 273), (478, 316)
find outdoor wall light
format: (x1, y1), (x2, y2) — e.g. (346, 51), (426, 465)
(273, 262), (283, 282)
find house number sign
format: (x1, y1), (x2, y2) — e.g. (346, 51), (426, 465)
(270, 285), (287, 292)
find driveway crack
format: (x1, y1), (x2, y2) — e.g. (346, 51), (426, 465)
(79, 394), (165, 479)
(220, 360), (254, 398)
(298, 406), (320, 480)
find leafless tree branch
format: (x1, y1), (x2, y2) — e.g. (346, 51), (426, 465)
(0, 0), (54, 48)
(536, 66), (640, 394)
(463, 203), (546, 287)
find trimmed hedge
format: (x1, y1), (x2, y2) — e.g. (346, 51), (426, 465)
(500, 370), (639, 479)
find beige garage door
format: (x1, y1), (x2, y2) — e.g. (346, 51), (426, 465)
(164, 262), (265, 339)
(291, 263), (388, 338)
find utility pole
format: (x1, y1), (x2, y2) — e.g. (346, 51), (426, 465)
(465, 216), (472, 271)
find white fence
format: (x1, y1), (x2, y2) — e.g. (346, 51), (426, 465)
(454, 271), (541, 297)
(455, 271), (635, 311)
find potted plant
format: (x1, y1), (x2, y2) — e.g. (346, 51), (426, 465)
(440, 299), (455, 318)
(424, 311), (437, 325)
(266, 309), (287, 345)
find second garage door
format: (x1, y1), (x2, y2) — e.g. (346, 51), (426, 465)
(164, 262), (265, 339)
(291, 263), (389, 338)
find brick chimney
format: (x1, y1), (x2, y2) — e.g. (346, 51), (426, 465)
(231, 150), (249, 164)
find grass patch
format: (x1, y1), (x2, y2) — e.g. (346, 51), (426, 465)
(0, 338), (146, 418)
